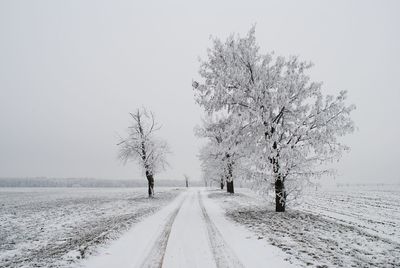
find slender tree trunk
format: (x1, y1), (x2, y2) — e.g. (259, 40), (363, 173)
(146, 171), (154, 197)
(226, 159), (234, 194)
(275, 175), (286, 212)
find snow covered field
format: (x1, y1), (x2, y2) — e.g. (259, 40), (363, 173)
(1, 186), (399, 268)
(210, 185), (400, 267)
(0, 187), (181, 268)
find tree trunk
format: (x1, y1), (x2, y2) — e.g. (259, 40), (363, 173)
(271, 153), (285, 212)
(220, 178), (224, 190)
(275, 176), (286, 212)
(146, 172), (154, 197)
(227, 180), (234, 194)
(226, 159), (234, 194)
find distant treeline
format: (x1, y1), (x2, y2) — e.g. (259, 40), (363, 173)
(335, 182), (400, 187)
(0, 177), (203, 188)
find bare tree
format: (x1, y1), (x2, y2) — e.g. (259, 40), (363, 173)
(117, 108), (169, 197)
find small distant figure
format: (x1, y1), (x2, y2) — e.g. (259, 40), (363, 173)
(184, 174), (189, 188)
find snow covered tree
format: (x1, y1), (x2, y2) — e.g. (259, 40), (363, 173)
(193, 27), (355, 211)
(118, 108), (169, 197)
(196, 116), (246, 194)
(198, 141), (226, 190)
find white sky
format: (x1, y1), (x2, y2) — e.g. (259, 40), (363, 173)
(0, 0), (399, 183)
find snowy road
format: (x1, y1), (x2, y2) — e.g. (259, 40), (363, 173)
(81, 188), (293, 268)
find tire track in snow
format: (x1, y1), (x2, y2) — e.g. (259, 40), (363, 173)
(198, 191), (244, 268)
(139, 194), (186, 268)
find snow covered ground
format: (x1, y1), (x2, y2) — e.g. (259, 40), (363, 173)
(0, 187), (181, 268)
(79, 188), (295, 268)
(2, 185), (399, 267)
(210, 185), (400, 267)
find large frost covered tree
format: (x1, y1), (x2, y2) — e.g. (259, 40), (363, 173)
(118, 108), (169, 197)
(193, 27), (355, 212)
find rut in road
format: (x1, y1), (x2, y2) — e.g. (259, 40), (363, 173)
(140, 190), (243, 268)
(198, 191), (244, 268)
(139, 195), (187, 268)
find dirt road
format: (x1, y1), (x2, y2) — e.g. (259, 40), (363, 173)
(82, 188), (293, 268)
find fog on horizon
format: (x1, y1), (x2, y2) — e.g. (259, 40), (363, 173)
(0, 0), (399, 184)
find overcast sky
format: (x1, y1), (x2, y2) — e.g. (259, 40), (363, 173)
(0, 0), (399, 184)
